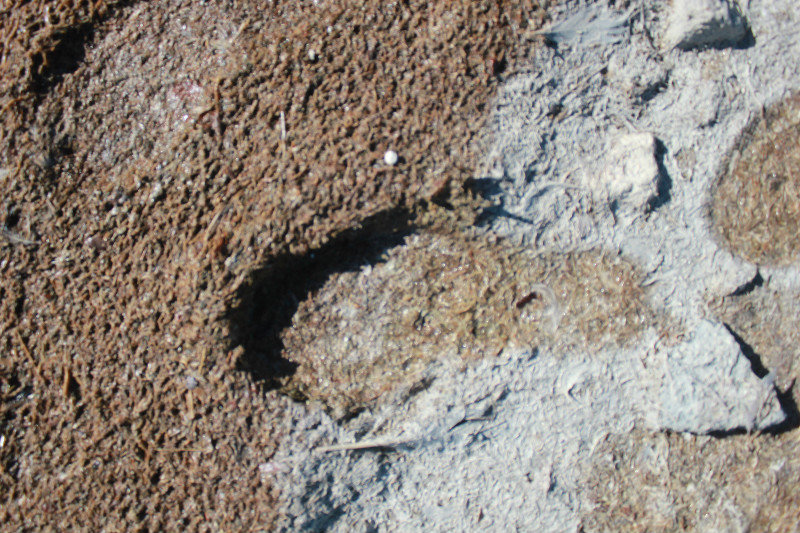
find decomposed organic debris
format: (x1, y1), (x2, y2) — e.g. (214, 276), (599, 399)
(710, 92), (800, 266)
(582, 428), (800, 533)
(278, 230), (656, 417)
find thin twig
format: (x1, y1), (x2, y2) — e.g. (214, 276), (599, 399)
(316, 437), (416, 453)
(203, 204), (228, 244)
(15, 329), (44, 384)
(1, 226), (39, 246)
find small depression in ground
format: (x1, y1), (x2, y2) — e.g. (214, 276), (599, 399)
(238, 228), (657, 418)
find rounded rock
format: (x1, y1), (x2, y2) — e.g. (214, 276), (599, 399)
(384, 150), (398, 166)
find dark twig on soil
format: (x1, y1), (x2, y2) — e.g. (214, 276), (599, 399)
(14, 329), (44, 384)
(316, 437), (418, 453)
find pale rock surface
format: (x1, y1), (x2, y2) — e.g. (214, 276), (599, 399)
(644, 320), (784, 434)
(598, 132), (660, 215)
(607, 52), (668, 102)
(662, 0), (750, 50)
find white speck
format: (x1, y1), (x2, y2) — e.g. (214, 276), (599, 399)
(224, 252), (239, 271)
(0, 435), (5, 448)
(308, 49), (317, 61)
(148, 182), (164, 204)
(258, 460), (287, 478)
(185, 376), (198, 390)
(384, 150), (399, 166)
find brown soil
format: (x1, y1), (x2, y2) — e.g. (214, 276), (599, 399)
(710, 91), (800, 266)
(0, 0), (554, 529)
(581, 282), (800, 532)
(582, 428), (800, 533)
(275, 230), (655, 418)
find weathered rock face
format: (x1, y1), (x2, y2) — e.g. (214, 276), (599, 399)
(648, 319), (783, 434)
(661, 0), (750, 50)
(597, 132), (661, 216)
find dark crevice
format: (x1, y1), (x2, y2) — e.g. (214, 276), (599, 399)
(729, 24), (756, 51)
(466, 177), (503, 204)
(636, 78), (668, 104)
(30, 24), (95, 93)
(646, 138), (672, 212)
(729, 270), (764, 296)
(724, 324), (769, 378)
(722, 323), (800, 435)
(704, 427), (739, 438)
(4, 208), (20, 229)
(65, 372), (82, 402)
(228, 208), (416, 392)
(467, 176), (538, 227)
(772, 384), (800, 434)
(674, 23), (755, 52)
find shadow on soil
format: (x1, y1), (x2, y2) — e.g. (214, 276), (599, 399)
(228, 209), (416, 395)
(30, 24), (95, 93)
(468, 177), (539, 227)
(647, 138), (673, 212)
(28, 1), (136, 93)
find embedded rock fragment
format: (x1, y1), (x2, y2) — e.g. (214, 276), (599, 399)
(598, 132), (660, 215)
(647, 320), (784, 434)
(662, 0), (750, 50)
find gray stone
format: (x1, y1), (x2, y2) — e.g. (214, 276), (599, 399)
(599, 132), (660, 214)
(647, 320), (784, 434)
(662, 0), (750, 50)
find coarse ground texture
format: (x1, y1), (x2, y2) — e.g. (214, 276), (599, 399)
(710, 91), (800, 266)
(587, 251), (800, 533)
(1, 1), (800, 532)
(261, 0), (800, 530)
(580, 282), (800, 533)
(583, 428), (800, 533)
(0, 0), (555, 530)
(276, 230), (656, 418)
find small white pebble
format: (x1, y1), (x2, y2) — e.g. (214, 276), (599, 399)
(384, 150), (399, 166)
(224, 252), (239, 271)
(308, 49), (317, 61)
(148, 182), (164, 204)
